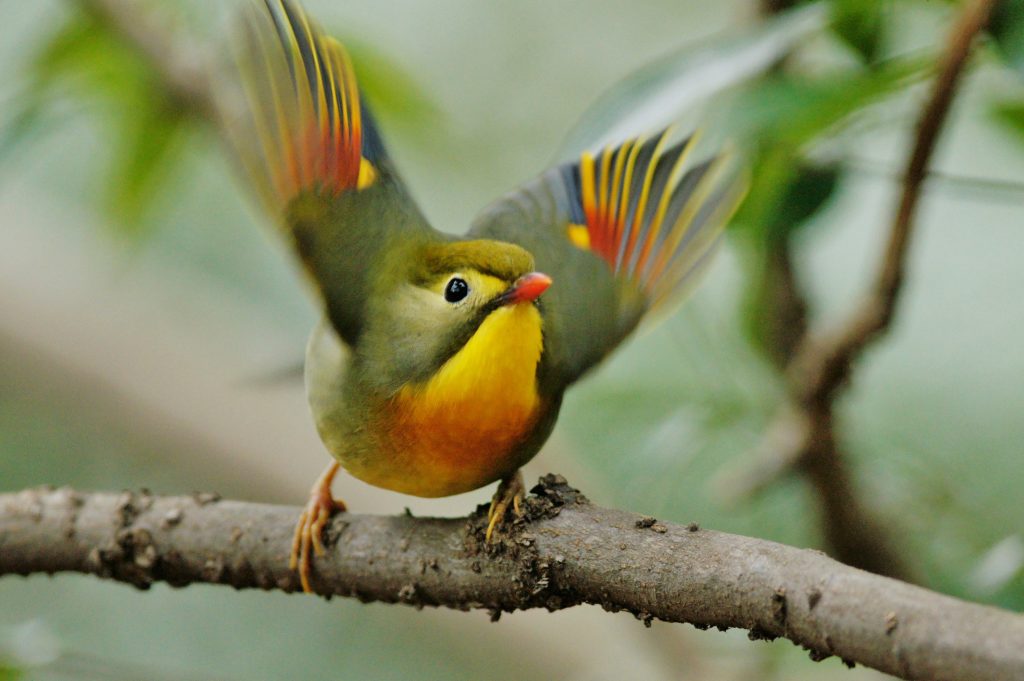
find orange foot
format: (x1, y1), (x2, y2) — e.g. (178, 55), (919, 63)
(289, 461), (346, 593)
(486, 470), (525, 543)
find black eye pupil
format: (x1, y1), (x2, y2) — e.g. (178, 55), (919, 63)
(444, 277), (469, 303)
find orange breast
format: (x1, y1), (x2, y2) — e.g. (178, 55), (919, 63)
(381, 388), (542, 497)
(351, 302), (545, 497)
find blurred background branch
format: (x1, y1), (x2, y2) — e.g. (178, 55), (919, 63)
(76, 0), (214, 118)
(4, 484), (1024, 681)
(717, 0), (997, 582)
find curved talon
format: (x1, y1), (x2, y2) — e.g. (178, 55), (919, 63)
(289, 462), (345, 593)
(485, 471), (525, 543)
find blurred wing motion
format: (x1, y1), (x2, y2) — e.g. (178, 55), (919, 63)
(228, 0), (435, 345)
(576, 130), (747, 311)
(472, 128), (746, 386)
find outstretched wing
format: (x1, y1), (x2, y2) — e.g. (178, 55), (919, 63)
(471, 129), (746, 389)
(228, 0), (437, 345)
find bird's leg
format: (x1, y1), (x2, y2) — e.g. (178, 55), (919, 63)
(289, 461), (346, 593)
(486, 470), (526, 543)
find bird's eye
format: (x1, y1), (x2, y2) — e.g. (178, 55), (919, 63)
(444, 277), (470, 303)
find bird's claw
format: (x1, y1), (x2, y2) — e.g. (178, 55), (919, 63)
(289, 462), (345, 593)
(486, 471), (525, 543)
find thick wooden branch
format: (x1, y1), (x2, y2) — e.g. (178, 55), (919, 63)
(2, 481), (1023, 681)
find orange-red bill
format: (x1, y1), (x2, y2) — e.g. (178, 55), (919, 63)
(498, 272), (552, 305)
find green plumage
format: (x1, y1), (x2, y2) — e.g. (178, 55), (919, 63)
(227, 0), (744, 492)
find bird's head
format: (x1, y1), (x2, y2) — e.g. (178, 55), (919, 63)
(358, 239), (552, 392)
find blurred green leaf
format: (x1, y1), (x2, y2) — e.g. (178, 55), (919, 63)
(1, 8), (195, 236)
(768, 162), (840, 239)
(104, 99), (191, 232)
(991, 0), (1024, 76)
(739, 162), (837, 358)
(732, 56), (927, 236)
(831, 0), (885, 64)
(726, 57), (926, 359)
(4, 7), (441, 238)
(0, 662), (23, 681)
(0, 12), (104, 163)
(992, 97), (1024, 142)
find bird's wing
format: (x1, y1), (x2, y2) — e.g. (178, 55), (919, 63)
(470, 129), (746, 388)
(228, 0), (438, 346)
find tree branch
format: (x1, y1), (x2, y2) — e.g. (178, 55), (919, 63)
(788, 0), (995, 571)
(790, 0), (994, 410)
(723, 0), (996, 579)
(2, 481), (1023, 681)
(77, 0), (216, 119)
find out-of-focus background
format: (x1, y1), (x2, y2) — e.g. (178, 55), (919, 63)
(2, 0), (1023, 679)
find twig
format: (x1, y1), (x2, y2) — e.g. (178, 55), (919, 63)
(722, 0), (996, 578)
(2, 482), (1023, 681)
(794, 0), (995, 405)
(76, 0), (216, 118)
(794, 29), (984, 404)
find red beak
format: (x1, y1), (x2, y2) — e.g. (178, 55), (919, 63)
(497, 272), (552, 306)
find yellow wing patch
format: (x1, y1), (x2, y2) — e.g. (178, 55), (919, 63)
(566, 223), (591, 250)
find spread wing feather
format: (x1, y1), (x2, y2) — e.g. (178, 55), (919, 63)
(227, 0), (437, 345)
(471, 129), (746, 387)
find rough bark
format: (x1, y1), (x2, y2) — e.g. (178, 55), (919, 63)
(2, 481), (1023, 681)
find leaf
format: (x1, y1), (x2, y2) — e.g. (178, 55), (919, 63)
(556, 3), (829, 159)
(765, 162), (841, 241)
(1, 8), (189, 235)
(831, 0), (885, 64)
(724, 57), (926, 359)
(992, 96), (1024, 142)
(991, 0), (1024, 76)
(0, 663), (23, 681)
(0, 13), (111, 164)
(731, 56), (928, 237)
(3, 6), (444, 238)
(103, 98), (191, 232)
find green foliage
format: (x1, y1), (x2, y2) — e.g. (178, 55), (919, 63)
(831, 0), (886, 63)
(991, 0), (1024, 76)
(0, 662), (22, 681)
(1, 6), (439, 238)
(1, 7), (196, 235)
(727, 57), (926, 355)
(990, 3), (1024, 145)
(992, 96), (1024, 142)
(730, 57), (926, 239)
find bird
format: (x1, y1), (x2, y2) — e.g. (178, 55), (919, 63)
(226, 0), (746, 593)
